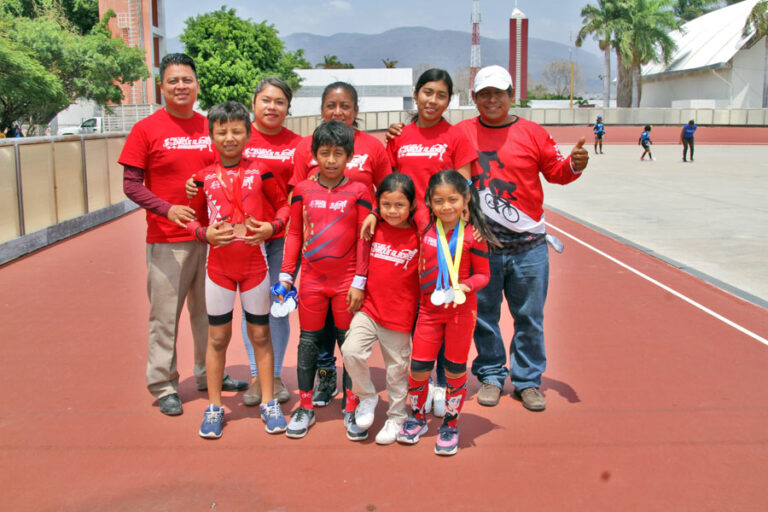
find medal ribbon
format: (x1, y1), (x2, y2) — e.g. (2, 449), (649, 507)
(216, 163), (245, 224)
(436, 219), (464, 292)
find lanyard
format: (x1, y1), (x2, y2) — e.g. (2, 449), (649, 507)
(436, 219), (463, 292)
(216, 163), (245, 224)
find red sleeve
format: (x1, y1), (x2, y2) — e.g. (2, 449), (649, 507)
(355, 187), (374, 277)
(386, 137), (399, 170)
(289, 137), (313, 188)
(371, 142), (392, 189)
(123, 165), (172, 217)
(280, 184), (305, 277)
(261, 172), (290, 236)
(450, 126), (477, 169)
(462, 233), (490, 292)
(535, 127), (580, 185)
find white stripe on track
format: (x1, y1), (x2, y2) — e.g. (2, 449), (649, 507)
(546, 222), (768, 347)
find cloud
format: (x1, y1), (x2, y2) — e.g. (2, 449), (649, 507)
(329, 0), (352, 10)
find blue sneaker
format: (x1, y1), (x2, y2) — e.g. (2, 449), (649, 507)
(260, 399), (287, 434)
(343, 411), (369, 441)
(199, 404), (224, 439)
(396, 416), (428, 444)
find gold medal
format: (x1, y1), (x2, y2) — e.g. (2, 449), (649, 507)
(453, 288), (466, 304)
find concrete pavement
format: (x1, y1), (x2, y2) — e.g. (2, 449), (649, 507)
(544, 143), (768, 308)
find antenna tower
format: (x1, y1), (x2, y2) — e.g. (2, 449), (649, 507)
(470, 0), (482, 89)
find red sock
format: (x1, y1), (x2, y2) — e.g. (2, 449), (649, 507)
(345, 390), (359, 413)
(444, 375), (468, 428)
(407, 376), (429, 419)
(299, 390), (313, 410)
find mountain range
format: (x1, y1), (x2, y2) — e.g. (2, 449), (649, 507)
(168, 26), (604, 93)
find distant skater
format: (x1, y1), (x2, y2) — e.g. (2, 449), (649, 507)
(680, 120), (697, 162)
(639, 125), (654, 161)
(593, 115), (605, 154)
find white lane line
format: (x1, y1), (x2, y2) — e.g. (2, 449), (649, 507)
(546, 222), (768, 347)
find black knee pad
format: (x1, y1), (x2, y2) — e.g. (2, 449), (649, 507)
(410, 359), (435, 373)
(208, 311), (233, 326)
(244, 312), (269, 325)
(443, 359), (467, 374)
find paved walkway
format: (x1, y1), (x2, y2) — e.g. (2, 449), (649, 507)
(545, 143), (768, 307)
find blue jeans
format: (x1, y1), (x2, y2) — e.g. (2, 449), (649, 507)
(472, 243), (549, 390)
(242, 238), (290, 377)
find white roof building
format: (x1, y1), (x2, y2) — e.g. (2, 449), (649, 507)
(290, 68), (415, 117)
(641, 0), (765, 108)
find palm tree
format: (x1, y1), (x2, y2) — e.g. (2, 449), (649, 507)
(315, 54), (354, 69)
(576, 0), (623, 108)
(381, 58), (398, 68)
(743, 0), (768, 107)
(615, 0), (679, 107)
(674, 0), (721, 21)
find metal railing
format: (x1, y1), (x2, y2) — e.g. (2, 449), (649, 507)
(0, 133), (134, 263)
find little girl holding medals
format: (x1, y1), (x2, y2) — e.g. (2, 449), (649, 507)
(396, 169), (497, 456)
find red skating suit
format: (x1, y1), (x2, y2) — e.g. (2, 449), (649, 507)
(387, 119), (475, 224)
(290, 130), (391, 198)
(456, 116), (580, 236)
(411, 220), (490, 364)
(359, 221), (420, 333)
(187, 157), (289, 292)
(242, 127), (302, 239)
(281, 178), (373, 331)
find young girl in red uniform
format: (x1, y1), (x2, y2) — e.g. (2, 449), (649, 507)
(290, 81), (392, 408)
(277, 121), (373, 439)
(341, 173), (420, 444)
(396, 170), (495, 456)
(187, 101), (290, 438)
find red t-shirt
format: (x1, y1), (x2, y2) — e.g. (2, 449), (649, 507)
(387, 119), (475, 219)
(119, 109), (213, 243)
(242, 126), (302, 240)
(290, 130), (391, 198)
(418, 220), (490, 313)
(360, 221), (420, 333)
(455, 116), (579, 234)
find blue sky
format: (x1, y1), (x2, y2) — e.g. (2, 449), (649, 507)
(165, 0), (602, 56)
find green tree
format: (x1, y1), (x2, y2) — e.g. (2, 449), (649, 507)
(615, 0), (679, 107)
(0, 32), (69, 132)
(674, 0), (721, 21)
(577, 0), (624, 108)
(381, 58), (398, 68)
(0, 9), (148, 132)
(743, 0), (768, 107)
(315, 54), (354, 69)
(1, 0), (99, 34)
(181, 7), (308, 109)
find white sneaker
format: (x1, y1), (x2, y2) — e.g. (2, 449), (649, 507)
(355, 395), (379, 429)
(375, 419), (403, 445)
(432, 386), (446, 418)
(423, 383), (435, 414)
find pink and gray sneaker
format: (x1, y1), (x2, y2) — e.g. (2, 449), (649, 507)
(434, 425), (459, 456)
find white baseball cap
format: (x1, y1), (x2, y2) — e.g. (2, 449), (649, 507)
(473, 65), (513, 93)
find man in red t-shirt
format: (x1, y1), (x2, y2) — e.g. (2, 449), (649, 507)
(119, 53), (246, 416)
(456, 66), (589, 412)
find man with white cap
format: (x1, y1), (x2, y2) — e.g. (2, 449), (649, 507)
(455, 65), (589, 411)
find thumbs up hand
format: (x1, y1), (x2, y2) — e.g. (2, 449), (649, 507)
(570, 136), (589, 172)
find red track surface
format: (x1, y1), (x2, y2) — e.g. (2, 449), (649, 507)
(1, 209), (767, 511)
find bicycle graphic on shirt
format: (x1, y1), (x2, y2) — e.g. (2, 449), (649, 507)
(475, 150), (520, 224)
